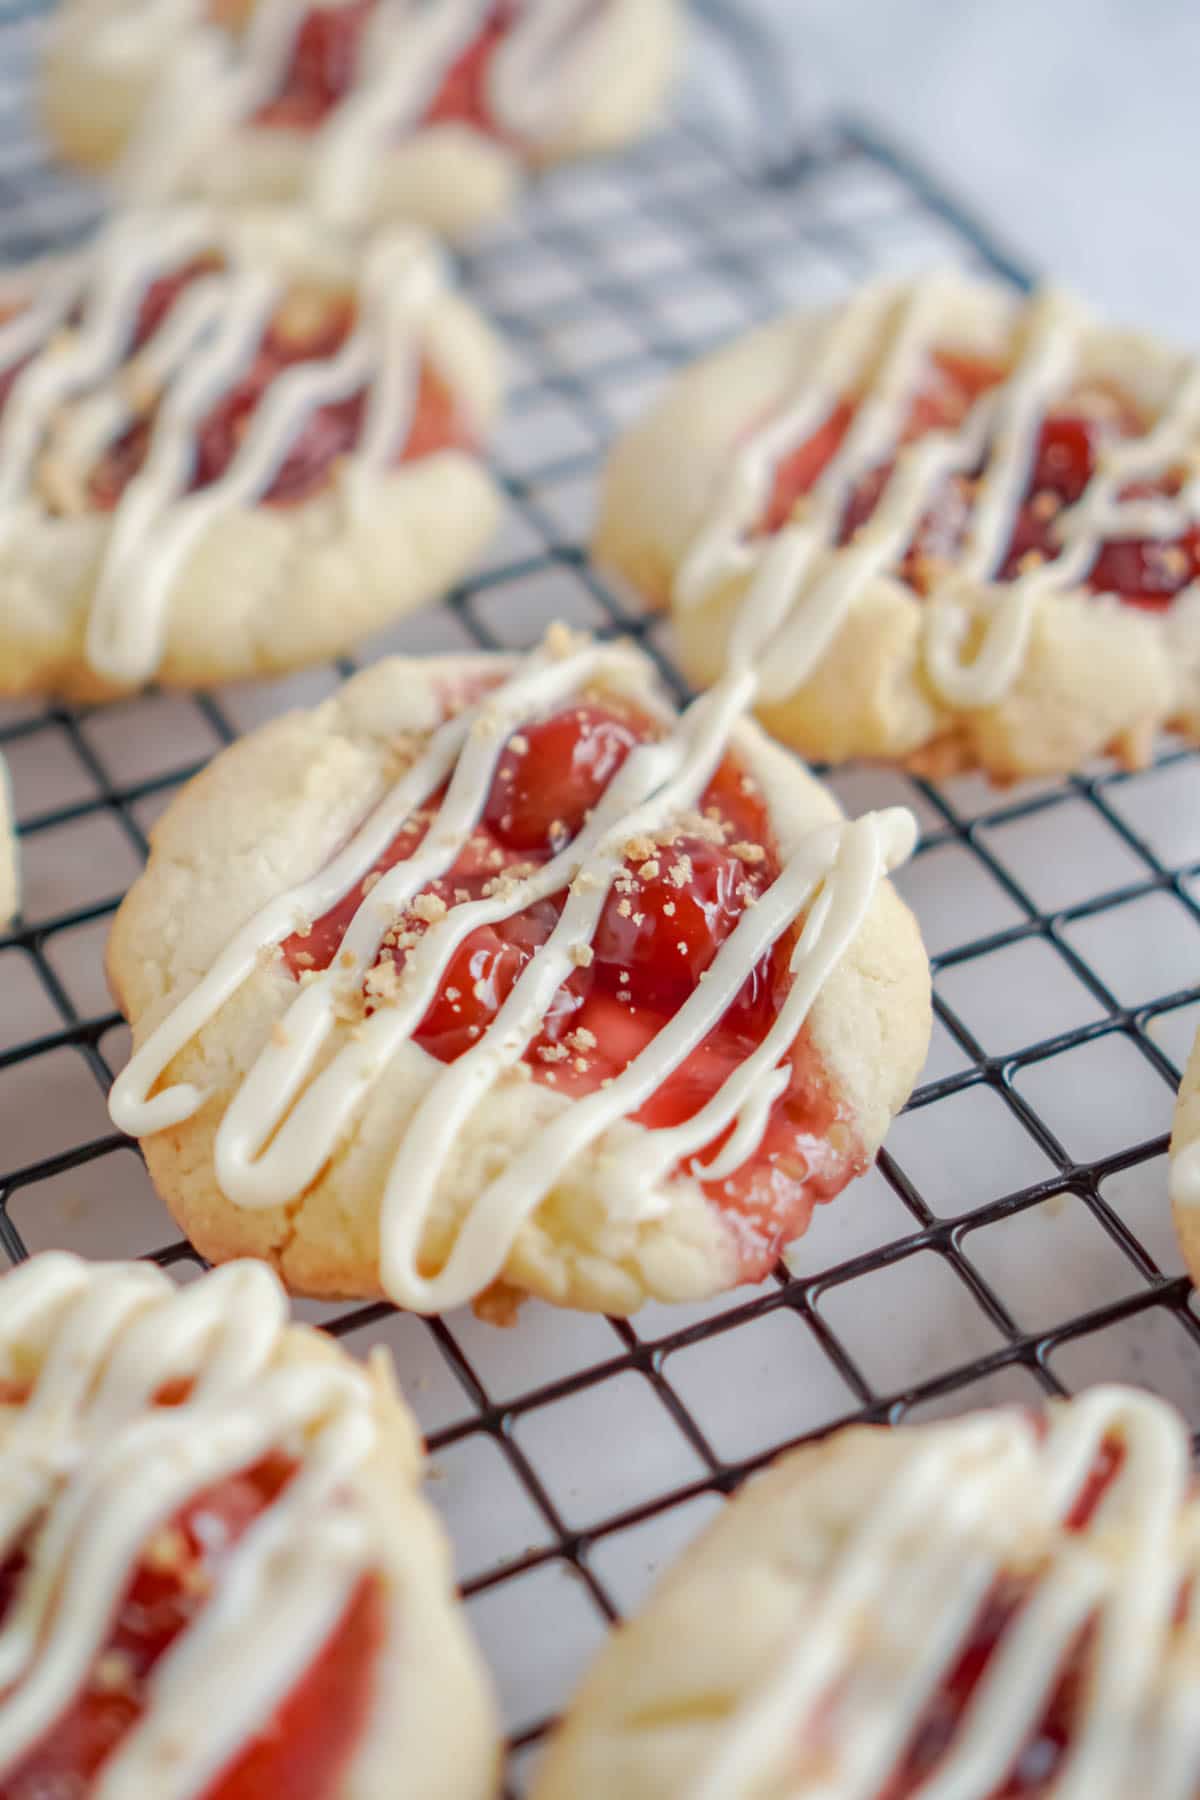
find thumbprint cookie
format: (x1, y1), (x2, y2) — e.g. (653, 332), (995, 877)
(596, 271), (1200, 780)
(1170, 1021), (1200, 1284)
(0, 755), (17, 927)
(105, 627), (930, 1317)
(44, 0), (680, 241)
(0, 206), (503, 701)
(0, 1251), (499, 1798)
(535, 1384), (1200, 1799)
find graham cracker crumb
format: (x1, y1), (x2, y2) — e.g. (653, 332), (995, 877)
(543, 621), (575, 659)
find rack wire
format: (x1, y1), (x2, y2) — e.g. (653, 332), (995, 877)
(0, 7), (1199, 1791)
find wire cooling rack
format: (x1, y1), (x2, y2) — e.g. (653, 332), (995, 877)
(1, 8), (1200, 1792)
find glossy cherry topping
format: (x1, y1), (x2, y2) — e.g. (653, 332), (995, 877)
(253, 0), (511, 141)
(131, 251), (227, 351)
(423, 6), (511, 138)
(0, 264), (236, 444)
(877, 1434), (1124, 1799)
(283, 694), (861, 1277)
(880, 1582), (1088, 1799)
(0, 1449), (384, 1800)
(251, 0), (374, 131)
(764, 348), (1193, 613)
(81, 282), (471, 513)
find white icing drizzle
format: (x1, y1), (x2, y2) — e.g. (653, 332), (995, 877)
(679, 274), (1200, 711)
(109, 633), (917, 1312)
(0, 1253), (379, 1798)
(0, 752), (18, 928)
(117, 0), (608, 225)
(691, 1386), (1200, 1800)
(0, 206), (449, 684)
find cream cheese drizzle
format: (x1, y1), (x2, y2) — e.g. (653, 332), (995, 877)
(116, 0), (608, 222)
(690, 1385), (1198, 1800)
(0, 1253), (377, 1799)
(679, 274), (1200, 712)
(1, 208), (447, 684)
(109, 632), (917, 1313)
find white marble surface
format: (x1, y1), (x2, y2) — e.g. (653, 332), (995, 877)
(748, 0), (1199, 342)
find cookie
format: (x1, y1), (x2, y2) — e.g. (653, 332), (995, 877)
(1170, 1019), (1200, 1280)
(44, 0), (680, 240)
(536, 1384), (1199, 1798)
(106, 627), (930, 1317)
(596, 271), (1200, 779)
(0, 1250), (498, 1798)
(0, 754), (17, 927)
(0, 206), (503, 701)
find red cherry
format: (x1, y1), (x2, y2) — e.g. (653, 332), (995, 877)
(1030, 414), (1100, 505)
(698, 754), (771, 847)
(484, 705), (648, 854)
(254, 0), (372, 127)
(413, 924), (532, 1062)
(88, 419), (151, 511)
(902, 472), (976, 589)
(261, 395), (366, 504)
(592, 836), (764, 1010)
(291, 2), (364, 101)
(0, 349), (32, 422)
(838, 460), (891, 545)
(1087, 528), (1200, 612)
(204, 1574), (384, 1800)
(422, 7), (508, 135)
(903, 349), (1003, 441)
(191, 381), (264, 492)
(400, 364), (474, 460)
(412, 900), (576, 1063)
(131, 252), (224, 352)
(762, 400), (854, 534)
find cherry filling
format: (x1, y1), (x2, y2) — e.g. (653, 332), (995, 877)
(873, 1434), (1125, 1799)
(764, 347), (1194, 613)
(283, 696), (863, 1279)
(130, 251), (227, 351)
(252, 0), (513, 141)
(0, 259), (471, 515)
(57, 270), (472, 513)
(0, 1446), (384, 1800)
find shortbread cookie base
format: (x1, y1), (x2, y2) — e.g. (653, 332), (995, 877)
(0, 273), (504, 702)
(43, 0), (680, 238)
(596, 297), (1200, 780)
(107, 650), (930, 1316)
(536, 1407), (1142, 1798)
(0, 1272), (499, 1800)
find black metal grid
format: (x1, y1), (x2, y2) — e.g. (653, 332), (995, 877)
(1, 7), (1199, 1789)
